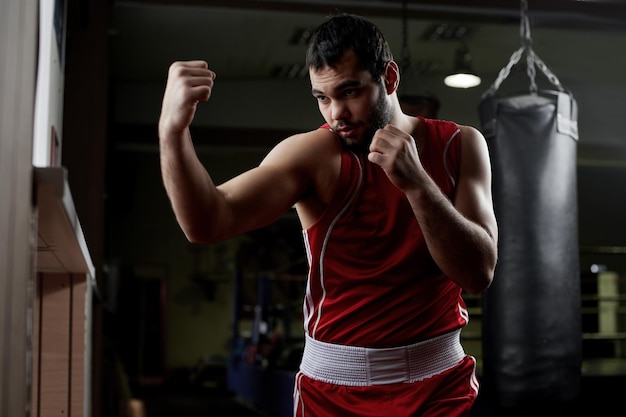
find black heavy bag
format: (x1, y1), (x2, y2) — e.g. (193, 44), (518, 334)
(478, 3), (582, 409)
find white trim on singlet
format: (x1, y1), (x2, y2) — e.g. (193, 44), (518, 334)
(459, 301), (470, 324)
(304, 151), (364, 339)
(443, 128), (461, 189)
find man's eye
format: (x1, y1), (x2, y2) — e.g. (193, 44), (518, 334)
(344, 89), (356, 97)
(316, 96), (328, 103)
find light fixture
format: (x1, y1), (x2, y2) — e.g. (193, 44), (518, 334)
(444, 44), (481, 89)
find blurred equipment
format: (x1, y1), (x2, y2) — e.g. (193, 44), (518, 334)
(397, 0), (440, 118)
(479, 0), (582, 413)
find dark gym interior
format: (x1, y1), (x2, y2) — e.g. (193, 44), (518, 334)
(2, 1), (626, 417)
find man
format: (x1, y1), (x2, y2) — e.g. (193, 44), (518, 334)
(159, 13), (497, 417)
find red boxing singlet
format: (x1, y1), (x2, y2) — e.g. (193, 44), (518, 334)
(302, 117), (467, 348)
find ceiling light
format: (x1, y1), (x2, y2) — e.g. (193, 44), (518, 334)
(444, 44), (481, 89)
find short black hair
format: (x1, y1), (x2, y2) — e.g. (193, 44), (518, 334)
(306, 13), (393, 82)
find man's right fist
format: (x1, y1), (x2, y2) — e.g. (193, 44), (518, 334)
(159, 60), (216, 135)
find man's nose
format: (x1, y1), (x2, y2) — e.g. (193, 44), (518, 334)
(331, 101), (349, 121)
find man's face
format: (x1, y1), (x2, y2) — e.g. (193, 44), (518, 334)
(309, 51), (393, 152)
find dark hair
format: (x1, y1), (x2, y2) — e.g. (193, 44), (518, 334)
(306, 13), (393, 82)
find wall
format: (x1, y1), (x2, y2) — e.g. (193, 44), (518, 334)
(106, 145), (275, 370)
(0, 0), (38, 415)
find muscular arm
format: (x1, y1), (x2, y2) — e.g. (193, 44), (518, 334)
(160, 131), (301, 243)
(158, 60), (313, 243)
(158, 61), (221, 242)
(369, 124), (498, 294)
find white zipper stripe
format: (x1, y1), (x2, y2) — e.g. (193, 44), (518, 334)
(310, 151), (363, 339)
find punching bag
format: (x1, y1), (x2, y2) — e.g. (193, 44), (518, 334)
(478, 1), (582, 410)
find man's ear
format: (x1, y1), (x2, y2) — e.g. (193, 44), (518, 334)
(384, 61), (400, 94)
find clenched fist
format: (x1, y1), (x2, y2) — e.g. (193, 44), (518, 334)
(158, 60), (216, 137)
(368, 124), (425, 193)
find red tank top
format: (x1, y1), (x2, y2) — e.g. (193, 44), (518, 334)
(302, 117), (467, 348)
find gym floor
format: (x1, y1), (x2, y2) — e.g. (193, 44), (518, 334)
(131, 370), (624, 417)
(140, 388), (268, 417)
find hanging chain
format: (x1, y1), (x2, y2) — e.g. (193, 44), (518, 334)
(482, 0), (565, 99)
(521, 0), (538, 93)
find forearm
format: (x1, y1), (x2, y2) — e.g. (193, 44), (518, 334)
(159, 127), (226, 243)
(406, 182), (497, 294)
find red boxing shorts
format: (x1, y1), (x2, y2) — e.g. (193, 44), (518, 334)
(294, 356), (478, 417)
(293, 330), (478, 417)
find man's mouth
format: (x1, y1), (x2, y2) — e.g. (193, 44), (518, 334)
(339, 130), (355, 138)
(336, 125), (356, 138)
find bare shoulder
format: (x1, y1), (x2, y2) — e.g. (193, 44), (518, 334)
(457, 124), (490, 155)
(262, 128), (342, 226)
(262, 127), (340, 165)
(456, 124), (492, 178)
(261, 126), (342, 190)
(458, 124), (486, 141)
(260, 128), (341, 186)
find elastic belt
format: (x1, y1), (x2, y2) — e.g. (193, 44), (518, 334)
(299, 329), (465, 386)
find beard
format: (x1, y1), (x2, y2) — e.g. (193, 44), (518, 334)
(336, 85), (394, 153)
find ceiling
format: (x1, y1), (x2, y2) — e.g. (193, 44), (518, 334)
(105, 0), (626, 163)
(108, 0), (626, 82)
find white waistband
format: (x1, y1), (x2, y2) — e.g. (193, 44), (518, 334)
(299, 329), (465, 386)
